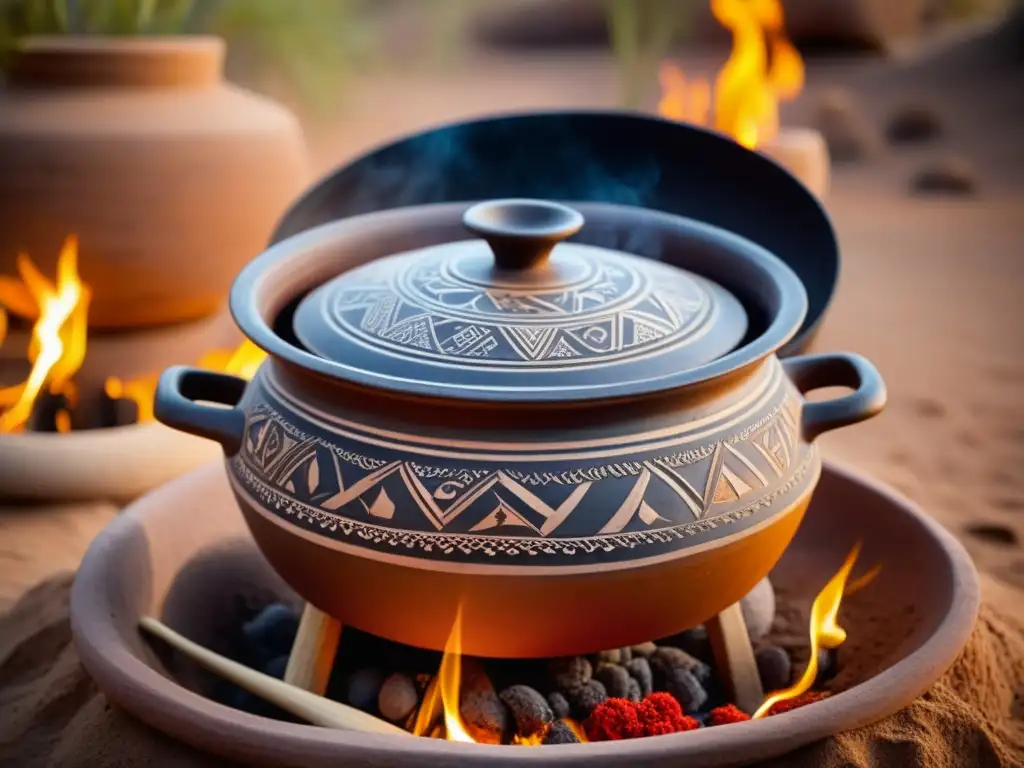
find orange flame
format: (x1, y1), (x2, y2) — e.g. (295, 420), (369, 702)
(657, 0), (804, 149)
(0, 238), (264, 432)
(0, 237), (90, 433)
(105, 339), (266, 423)
(414, 606), (586, 744)
(438, 605), (476, 742)
(409, 604), (474, 742)
(753, 543), (878, 718)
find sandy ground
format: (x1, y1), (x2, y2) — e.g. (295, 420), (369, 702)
(0, 19), (1021, 610)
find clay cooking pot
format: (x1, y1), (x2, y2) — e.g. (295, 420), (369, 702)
(154, 199), (886, 658)
(0, 36), (307, 329)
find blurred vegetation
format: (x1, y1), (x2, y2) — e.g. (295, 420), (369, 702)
(605, 0), (695, 108)
(0, 0), (468, 112)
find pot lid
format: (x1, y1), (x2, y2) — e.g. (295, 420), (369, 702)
(292, 199), (748, 401)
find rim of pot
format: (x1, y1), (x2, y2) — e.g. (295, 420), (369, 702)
(229, 202), (808, 406)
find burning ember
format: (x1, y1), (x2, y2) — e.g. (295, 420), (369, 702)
(354, 543), (877, 745)
(657, 0), (805, 149)
(0, 237), (265, 434)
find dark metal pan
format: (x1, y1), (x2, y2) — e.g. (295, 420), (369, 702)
(270, 110), (838, 356)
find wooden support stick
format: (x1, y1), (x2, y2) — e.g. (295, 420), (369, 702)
(139, 616), (407, 735)
(706, 602), (765, 715)
(283, 603), (343, 696)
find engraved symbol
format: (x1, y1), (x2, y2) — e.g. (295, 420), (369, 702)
(434, 480), (463, 501)
(237, 390), (807, 561)
(326, 249), (713, 367)
(548, 338), (581, 358)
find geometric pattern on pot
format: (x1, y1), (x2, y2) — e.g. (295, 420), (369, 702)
(319, 247), (720, 367)
(229, 370), (817, 568)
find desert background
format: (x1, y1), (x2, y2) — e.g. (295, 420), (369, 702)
(2, 1), (1021, 609)
(0, 2), (1022, 765)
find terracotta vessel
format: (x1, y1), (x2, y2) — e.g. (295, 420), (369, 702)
(154, 199), (886, 657)
(0, 36), (308, 329)
(69, 460), (980, 766)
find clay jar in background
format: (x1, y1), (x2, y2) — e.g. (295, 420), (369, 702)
(0, 36), (308, 329)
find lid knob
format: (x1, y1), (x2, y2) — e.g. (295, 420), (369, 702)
(462, 199), (585, 272)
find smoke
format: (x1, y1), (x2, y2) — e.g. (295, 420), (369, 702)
(311, 115), (663, 223)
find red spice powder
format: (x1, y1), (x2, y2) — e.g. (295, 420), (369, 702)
(638, 692), (698, 736)
(767, 691), (831, 716)
(708, 704), (751, 726)
(585, 693), (704, 741)
(585, 698), (644, 742)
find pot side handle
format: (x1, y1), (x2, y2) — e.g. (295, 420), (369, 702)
(781, 353), (887, 443)
(154, 366), (247, 456)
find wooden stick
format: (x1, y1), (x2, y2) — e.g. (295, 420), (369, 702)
(139, 616), (409, 736)
(706, 603), (765, 715)
(283, 604), (343, 696)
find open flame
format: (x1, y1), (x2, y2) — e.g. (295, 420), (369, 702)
(410, 604), (475, 741)
(0, 236), (265, 433)
(104, 339), (266, 423)
(752, 542), (878, 718)
(0, 237), (90, 433)
(413, 604), (586, 744)
(657, 0), (804, 149)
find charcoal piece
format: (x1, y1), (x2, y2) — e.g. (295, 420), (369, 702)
(699, 673), (729, 712)
(500, 685), (553, 737)
(819, 648), (838, 683)
(566, 679), (607, 720)
(663, 667), (708, 714)
(542, 721), (580, 745)
(740, 578), (776, 641)
(594, 662), (632, 699)
(27, 391), (73, 432)
(95, 392), (140, 428)
(378, 673), (418, 722)
(345, 668), (384, 712)
(547, 691), (571, 720)
(549, 656), (592, 692)
(629, 641), (657, 658)
(625, 657), (653, 697)
(460, 659), (508, 744)
(593, 649), (622, 665)
(262, 655), (288, 679)
(755, 645), (792, 692)
(665, 626), (713, 664)
(692, 711), (712, 727)
(651, 646), (712, 685)
(791, 648), (835, 687)
(625, 677), (642, 702)
(241, 603), (300, 665)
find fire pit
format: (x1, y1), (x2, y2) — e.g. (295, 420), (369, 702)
(0, 236), (266, 501)
(655, 0), (829, 201)
(69, 459), (979, 765)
